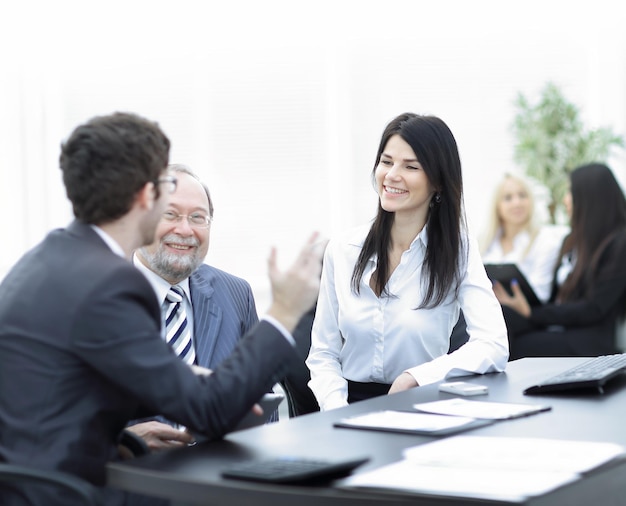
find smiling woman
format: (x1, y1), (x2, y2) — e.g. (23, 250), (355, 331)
(306, 113), (509, 412)
(375, 135), (435, 228)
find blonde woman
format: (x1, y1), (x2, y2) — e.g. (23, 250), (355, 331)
(481, 174), (565, 303)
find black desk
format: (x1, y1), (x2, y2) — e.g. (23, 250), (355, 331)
(107, 358), (626, 505)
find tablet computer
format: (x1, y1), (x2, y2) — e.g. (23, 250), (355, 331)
(484, 263), (542, 307)
(232, 392), (284, 432)
(191, 393), (284, 443)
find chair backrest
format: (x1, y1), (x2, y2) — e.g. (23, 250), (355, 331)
(616, 316), (626, 353)
(0, 463), (101, 505)
(280, 305), (320, 417)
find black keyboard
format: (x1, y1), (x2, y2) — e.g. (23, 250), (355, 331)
(524, 354), (626, 394)
(221, 456), (369, 484)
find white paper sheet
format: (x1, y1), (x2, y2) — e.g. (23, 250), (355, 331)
(336, 410), (477, 432)
(414, 398), (551, 419)
(340, 436), (625, 503)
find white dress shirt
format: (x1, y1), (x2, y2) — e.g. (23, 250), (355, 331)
(132, 254), (294, 346)
(482, 226), (568, 303)
(306, 224), (509, 411)
(91, 225), (125, 258)
(132, 254), (195, 342)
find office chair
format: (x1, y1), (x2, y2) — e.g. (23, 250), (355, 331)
(280, 306), (320, 417)
(0, 430), (147, 505)
(616, 316), (626, 352)
(0, 462), (101, 505)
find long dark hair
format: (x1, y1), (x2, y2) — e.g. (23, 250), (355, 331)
(351, 113), (466, 308)
(558, 163), (626, 302)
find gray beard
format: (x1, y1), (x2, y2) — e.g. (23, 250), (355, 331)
(140, 247), (202, 284)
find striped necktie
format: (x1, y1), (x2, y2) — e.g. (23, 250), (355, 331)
(163, 285), (196, 365)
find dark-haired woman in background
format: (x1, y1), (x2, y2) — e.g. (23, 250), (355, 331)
(494, 163), (626, 359)
(306, 113), (509, 411)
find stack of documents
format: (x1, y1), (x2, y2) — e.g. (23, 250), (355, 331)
(334, 398), (551, 436)
(334, 410), (493, 436)
(340, 436), (626, 502)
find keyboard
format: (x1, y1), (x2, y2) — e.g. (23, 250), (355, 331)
(221, 456), (369, 484)
(524, 354), (626, 394)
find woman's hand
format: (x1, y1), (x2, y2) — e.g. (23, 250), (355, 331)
(388, 372), (419, 394)
(493, 280), (531, 318)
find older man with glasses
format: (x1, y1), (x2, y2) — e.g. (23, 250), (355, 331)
(128, 164), (279, 450)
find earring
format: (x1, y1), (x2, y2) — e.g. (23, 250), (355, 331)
(430, 192), (441, 208)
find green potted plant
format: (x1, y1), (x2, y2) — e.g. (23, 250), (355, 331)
(512, 82), (623, 223)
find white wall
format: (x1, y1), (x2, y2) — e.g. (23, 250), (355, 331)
(1, 0), (625, 311)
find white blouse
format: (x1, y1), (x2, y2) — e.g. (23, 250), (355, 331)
(306, 224), (509, 411)
(482, 226), (567, 303)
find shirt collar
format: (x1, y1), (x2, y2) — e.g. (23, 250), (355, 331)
(90, 225), (125, 258)
(132, 252), (191, 304)
(497, 228), (530, 247)
(414, 223), (429, 249)
(360, 223), (429, 265)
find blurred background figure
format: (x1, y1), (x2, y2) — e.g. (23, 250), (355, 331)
(480, 173), (566, 303)
(495, 163), (626, 359)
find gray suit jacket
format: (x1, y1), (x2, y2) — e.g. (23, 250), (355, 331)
(189, 264), (258, 370)
(190, 265), (282, 422)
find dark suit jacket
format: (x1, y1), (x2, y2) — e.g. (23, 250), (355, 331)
(0, 221), (296, 505)
(507, 231), (626, 359)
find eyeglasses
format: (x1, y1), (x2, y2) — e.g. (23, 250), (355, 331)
(162, 210), (212, 228)
(155, 175), (178, 195)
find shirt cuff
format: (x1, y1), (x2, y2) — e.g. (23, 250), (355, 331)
(260, 315), (295, 346)
(405, 366), (439, 387)
(320, 394), (349, 412)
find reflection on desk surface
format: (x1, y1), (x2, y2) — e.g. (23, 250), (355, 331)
(107, 358), (626, 506)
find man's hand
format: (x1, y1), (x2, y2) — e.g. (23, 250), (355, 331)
(125, 421), (195, 452)
(266, 232), (326, 333)
(493, 280), (531, 318)
(388, 372), (419, 394)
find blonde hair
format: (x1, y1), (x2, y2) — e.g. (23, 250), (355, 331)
(479, 173), (540, 259)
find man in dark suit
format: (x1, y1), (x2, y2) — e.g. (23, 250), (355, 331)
(0, 112), (323, 506)
(127, 164), (274, 449)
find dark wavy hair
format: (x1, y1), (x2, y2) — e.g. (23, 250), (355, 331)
(558, 163), (626, 302)
(60, 112), (170, 225)
(351, 113), (466, 308)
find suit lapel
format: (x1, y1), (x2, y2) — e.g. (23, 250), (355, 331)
(189, 270), (223, 369)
